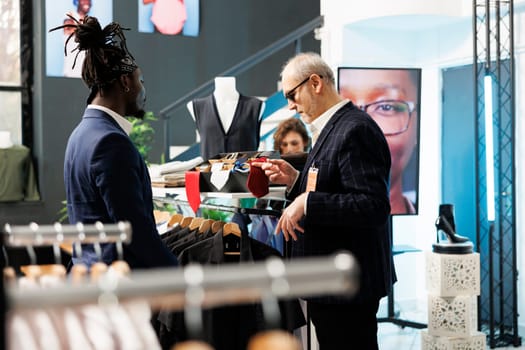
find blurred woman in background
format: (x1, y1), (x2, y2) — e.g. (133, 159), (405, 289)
(273, 117), (310, 155)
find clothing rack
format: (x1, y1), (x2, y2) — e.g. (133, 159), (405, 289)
(3, 222), (132, 246)
(3, 221), (132, 265)
(6, 252), (358, 312)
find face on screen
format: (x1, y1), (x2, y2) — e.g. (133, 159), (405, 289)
(339, 68), (420, 215)
(77, 0), (92, 16)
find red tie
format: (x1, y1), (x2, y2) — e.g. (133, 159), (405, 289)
(185, 171), (201, 214)
(247, 157), (269, 198)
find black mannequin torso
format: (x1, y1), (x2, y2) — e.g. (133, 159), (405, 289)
(187, 77), (265, 160)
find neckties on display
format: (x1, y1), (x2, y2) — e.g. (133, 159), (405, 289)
(247, 157), (269, 198)
(210, 170), (230, 191)
(185, 171), (201, 214)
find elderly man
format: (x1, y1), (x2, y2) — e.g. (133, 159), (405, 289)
(255, 52), (396, 349)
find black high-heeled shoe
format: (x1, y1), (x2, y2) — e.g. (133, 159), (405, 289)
(435, 215), (470, 243)
(435, 204), (470, 244)
(433, 204), (473, 254)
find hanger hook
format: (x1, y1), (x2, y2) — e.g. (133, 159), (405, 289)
(95, 221), (107, 241)
(76, 222), (86, 241)
(184, 264), (205, 340)
(75, 222), (86, 259)
(52, 243), (61, 265)
(93, 242), (103, 263)
(74, 241), (83, 259)
(94, 221), (108, 262)
(29, 222), (43, 246)
(53, 222), (64, 265)
(24, 222), (40, 266)
(115, 241), (124, 261)
(2, 245), (10, 267)
(262, 257), (289, 329)
(26, 245), (37, 266)
(118, 221), (130, 243)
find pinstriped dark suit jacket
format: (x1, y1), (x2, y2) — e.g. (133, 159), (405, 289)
(288, 101), (396, 303)
(64, 108), (178, 269)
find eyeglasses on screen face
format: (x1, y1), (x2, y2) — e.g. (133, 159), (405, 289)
(358, 100), (415, 136)
(284, 75), (323, 102)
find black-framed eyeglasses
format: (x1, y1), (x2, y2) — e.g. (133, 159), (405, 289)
(284, 75), (323, 102)
(358, 99), (415, 136)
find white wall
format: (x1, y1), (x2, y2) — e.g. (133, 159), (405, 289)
(321, 0), (524, 329)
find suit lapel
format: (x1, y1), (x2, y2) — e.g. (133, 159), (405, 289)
(299, 102), (352, 190)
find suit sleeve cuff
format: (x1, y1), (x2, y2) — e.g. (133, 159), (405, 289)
(286, 170), (300, 193)
(304, 192), (308, 215)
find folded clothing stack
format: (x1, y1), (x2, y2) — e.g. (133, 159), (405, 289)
(149, 156), (204, 187)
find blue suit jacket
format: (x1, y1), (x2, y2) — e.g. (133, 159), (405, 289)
(64, 108), (178, 269)
(289, 101), (396, 303)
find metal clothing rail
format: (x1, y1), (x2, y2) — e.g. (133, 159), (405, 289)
(3, 222), (132, 264)
(3, 222), (132, 246)
(7, 252), (358, 311)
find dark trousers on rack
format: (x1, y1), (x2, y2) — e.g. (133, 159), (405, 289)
(308, 298), (380, 350)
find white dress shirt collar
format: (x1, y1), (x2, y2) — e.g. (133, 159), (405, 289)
(309, 99), (349, 146)
(87, 104), (133, 135)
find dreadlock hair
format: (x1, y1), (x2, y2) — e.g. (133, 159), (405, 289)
(49, 15), (138, 103)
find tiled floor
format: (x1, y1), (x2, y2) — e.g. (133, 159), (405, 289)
(378, 322), (421, 349)
(377, 322), (525, 350)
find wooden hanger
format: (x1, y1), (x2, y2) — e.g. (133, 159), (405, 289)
(168, 213), (183, 227)
(20, 265), (42, 279)
(198, 219), (213, 234)
(38, 264), (67, 288)
(20, 264), (67, 288)
(247, 330), (301, 350)
(43, 264), (66, 277)
(211, 220), (225, 234)
(110, 260), (131, 278)
(90, 262), (108, 283)
(172, 340), (215, 350)
(222, 222), (241, 237)
(18, 265), (42, 289)
(189, 217), (204, 231)
(180, 216), (193, 228)
(154, 210), (171, 225)
(222, 222), (241, 256)
(3, 267), (16, 287)
(60, 243), (73, 255)
(70, 263), (88, 285)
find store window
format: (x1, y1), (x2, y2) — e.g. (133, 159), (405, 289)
(0, 0), (32, 147)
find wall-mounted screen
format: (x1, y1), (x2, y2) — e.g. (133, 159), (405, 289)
(138, 0), (200, 37)
(338, 67), (421, 215)
(46, 0), (113, 78)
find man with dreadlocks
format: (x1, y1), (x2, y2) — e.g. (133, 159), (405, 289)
(51, 16), (178, 269)
(62, 0), (92, 77)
